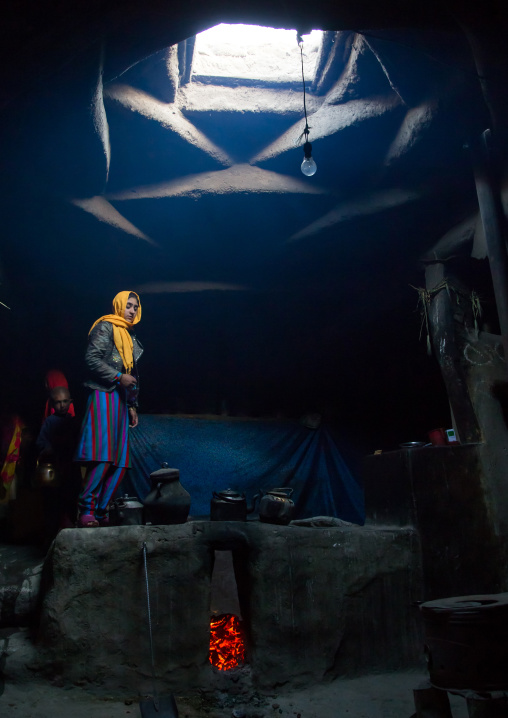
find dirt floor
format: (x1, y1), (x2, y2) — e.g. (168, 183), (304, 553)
(0, 628), (469, 718)
(0, 670), (471, 718)
(0, 542), (470, 718)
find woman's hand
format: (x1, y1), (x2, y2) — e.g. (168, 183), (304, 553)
(128, 407), (139, 428)
(120, 374), (137, 388)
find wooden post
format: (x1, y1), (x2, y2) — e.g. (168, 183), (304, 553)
(466, 693), (508, 718)
(413, 680), (453, 718)
(471, 130), (508, 374)
(425, 262), (482, 443)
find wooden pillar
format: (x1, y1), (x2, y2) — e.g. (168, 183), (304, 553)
(466, 693), (508, 718)
(471, 130), (508, 374)
(413, 680), (453, 718)
(454, 8), (508, 377)
(425, 262), (482, 443)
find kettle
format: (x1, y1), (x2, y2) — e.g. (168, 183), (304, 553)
(110, 496), (144, 526)
(210, 489), (248, 521)
(34, 461), (60, 488)
(257, 487), (295, 525)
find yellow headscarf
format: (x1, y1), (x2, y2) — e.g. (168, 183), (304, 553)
(89, 291), (142, 374)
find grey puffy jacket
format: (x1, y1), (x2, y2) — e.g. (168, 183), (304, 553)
(84, 321), (144, 406)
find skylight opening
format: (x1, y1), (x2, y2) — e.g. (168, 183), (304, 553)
(192, 24), (323, 85)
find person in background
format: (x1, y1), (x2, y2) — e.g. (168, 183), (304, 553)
(36, 386), (80, 538)
(43, 369), (75, 422)
(74, 291), (143, 528)
(37, 387), (77, 463)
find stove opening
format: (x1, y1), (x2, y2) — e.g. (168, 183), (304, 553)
(209, 612), (246, 670)
(209, 549), (248, 671)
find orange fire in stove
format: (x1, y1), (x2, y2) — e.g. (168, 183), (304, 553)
(209, 613), (245, 671)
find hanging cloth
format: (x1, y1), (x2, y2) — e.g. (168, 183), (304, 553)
(0, 416), (25, 504)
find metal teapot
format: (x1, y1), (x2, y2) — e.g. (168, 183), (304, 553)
(110, 496), (144, 526)
(210, 489), (248, 521)
(257, 487), (295, 525)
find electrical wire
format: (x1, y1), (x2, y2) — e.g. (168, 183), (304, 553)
(297, 34), (310, 143)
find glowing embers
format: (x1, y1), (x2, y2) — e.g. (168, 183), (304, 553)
(209, 613), (246, 671)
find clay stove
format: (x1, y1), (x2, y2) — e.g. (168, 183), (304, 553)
(37, 520), (423, 694)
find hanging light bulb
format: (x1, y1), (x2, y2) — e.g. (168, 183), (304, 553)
(297, 33), (317, 177)
(301, 140), (317, 177)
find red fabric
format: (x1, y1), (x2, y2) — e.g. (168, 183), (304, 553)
(44, 369), (76, 419)
(46, 370), (69, 391)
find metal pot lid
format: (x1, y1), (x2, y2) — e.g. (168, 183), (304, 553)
(116, 496), (143, 508)
(266, 487), (293, 497)
(214, 489), (245, 501)
(150, 465), (180, 480)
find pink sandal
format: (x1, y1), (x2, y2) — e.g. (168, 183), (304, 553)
(78, 514), (99, 528)
(97, 516), (110, 527)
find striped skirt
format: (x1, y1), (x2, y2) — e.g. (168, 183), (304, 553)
(75, 389), (131, 468)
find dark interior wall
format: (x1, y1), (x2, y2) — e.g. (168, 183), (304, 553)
(0, 173), (497, 455)
(0, 189), (457, 456)
(0, 1), (505, 458)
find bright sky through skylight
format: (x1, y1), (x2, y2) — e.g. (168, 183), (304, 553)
(192, 24), (323, 84)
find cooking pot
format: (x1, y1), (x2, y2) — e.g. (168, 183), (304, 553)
(143, 464), (191, 525)
(257, 487), (295, 525)
(399, 441), (426, 449)
(110, 496), (144, 526)
(210, 489), (248, 521)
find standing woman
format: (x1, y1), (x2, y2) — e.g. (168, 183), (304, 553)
(75, 291), (143, 527)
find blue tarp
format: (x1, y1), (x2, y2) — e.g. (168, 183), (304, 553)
(125, 415), (364, 523)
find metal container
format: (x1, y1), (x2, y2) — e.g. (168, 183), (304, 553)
(420, 593), (508, 690)
(210, 489), (247, 521)
(258, 487), (295, 525)
(34, 461), (60, 487)
(110, 496), (144, 526)
(143, 464), (191, 525)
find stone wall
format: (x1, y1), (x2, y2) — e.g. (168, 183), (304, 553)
(36, 521), (423, 693)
